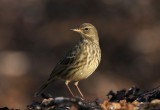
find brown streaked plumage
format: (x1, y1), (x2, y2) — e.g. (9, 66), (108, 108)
(35, 23), (101, 98)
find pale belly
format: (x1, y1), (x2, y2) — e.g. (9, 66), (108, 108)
(69, 56), (100, 81)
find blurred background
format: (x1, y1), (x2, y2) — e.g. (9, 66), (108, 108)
(0, 0), (160, 109)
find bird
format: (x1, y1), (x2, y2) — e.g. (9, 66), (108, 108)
(35, 23), (101, 98)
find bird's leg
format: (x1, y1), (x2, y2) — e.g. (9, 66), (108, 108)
(74, 81), (84, 98)
(65, 80), (74, 97)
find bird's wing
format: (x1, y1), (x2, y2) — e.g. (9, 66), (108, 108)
(58, 47), (78, 65)
(48, 45), (80, 80)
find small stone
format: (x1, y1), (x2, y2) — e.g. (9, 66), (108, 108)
(151, 99), (160, 104)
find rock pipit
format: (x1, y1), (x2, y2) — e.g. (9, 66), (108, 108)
(35, 23), (101, 98)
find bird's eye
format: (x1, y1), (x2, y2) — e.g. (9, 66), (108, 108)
(84, 28), (89, 31)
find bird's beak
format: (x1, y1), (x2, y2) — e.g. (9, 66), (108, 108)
(70, 28), (81, 33)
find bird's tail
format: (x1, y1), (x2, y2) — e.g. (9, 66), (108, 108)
(34, 79), (55, 97)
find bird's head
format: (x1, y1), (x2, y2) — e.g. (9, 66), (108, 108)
(71, 23), (99, 44)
